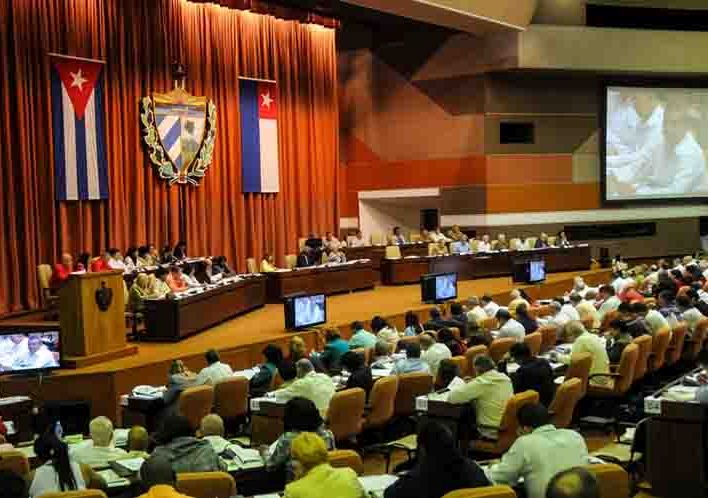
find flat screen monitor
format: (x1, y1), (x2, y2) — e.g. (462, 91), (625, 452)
(603, 84), (708, 204)
(285, 293), (327, 330)
(512, 258), (546, 284)
(420, 272), (458, 303)
(0, 326), (62, 375)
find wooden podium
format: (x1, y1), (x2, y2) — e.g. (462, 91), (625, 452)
(59, 270), (137, 368)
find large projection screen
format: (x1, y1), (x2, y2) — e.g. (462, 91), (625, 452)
(603, 85), (708, 204)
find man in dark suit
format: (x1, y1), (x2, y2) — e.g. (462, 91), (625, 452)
(296, 247), (315, 268)
(508, 343), (555, 406)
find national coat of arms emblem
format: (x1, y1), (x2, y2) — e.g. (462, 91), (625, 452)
(140, 62), (216, 185)
(95, 281), (113, 312)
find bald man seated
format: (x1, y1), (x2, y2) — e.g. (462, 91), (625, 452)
(71, 416), (127, 467)
(546, 467), (600, 498)
(138, 454), (193, 498)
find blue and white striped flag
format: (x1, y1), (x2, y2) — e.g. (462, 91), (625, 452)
(50, 54), (109, 201)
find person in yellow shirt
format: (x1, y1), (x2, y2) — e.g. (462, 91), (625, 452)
(261, 253), (278, 272)
(137, 454), (193, 498)
(284, 432), (364, 498)
(508, 289), (530, 315)
(552, 321), (610, 386)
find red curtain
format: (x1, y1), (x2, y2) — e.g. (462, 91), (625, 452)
(0, 0), (339, 313)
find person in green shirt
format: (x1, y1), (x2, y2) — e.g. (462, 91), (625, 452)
(348, 321), (377, 350)
(319, 329), (349, 372)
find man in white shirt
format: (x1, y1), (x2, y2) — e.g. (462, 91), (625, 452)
(197, 414), (230, 455)
(477, 234), (492, 253)
(0, 334), (29, 371)
(633, 302), (669, 336)
(481, 295), (500, 318)
(71, 416), (127, 467)
(420, 333), (452, 376)
(495, 309), (525, 343)
(539, 301), (578, 329)
(450, 235), (471, 255)
(466, 297), (488, 324)
(273, 359), (335, 417)
(448, 355), (513, 439)
(597, 285), (622, 321)
(11, 335), (58, 371)
(552, 321), (610, 386)
(390, 226), (407, 246)
(107, 248), (126, 271)
(677, 294), (705, 335)
(196, 349), (234, 385)
(486, 403), (589, 498)
(349, 230), (367, 248)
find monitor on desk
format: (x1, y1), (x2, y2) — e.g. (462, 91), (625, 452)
(512, 258), (546, 284)
(285, 293), (327, 330)
(420, 272), (457, 303)
(0, 324), (62, 375)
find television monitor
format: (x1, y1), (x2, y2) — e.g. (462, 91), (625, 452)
(284, 293), (327, 330)
(512, 258), (546, 284)
(0, 326), (62, 375)
(602, 84), (708, 204)
(420, 272), (458, 303)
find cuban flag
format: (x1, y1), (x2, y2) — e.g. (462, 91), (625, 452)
(239, 79), (280, 193)
(50, 54), (109, 201)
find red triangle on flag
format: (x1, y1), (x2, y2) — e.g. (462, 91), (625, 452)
(53, 58), (103, 120)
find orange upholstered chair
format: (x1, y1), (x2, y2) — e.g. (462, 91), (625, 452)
(588, 343), (638, 398)
(470, 390), (539, 456)
(481, 317), (498, 332)
(549, 378), (582, 428)
(327, 388), (366, 442)
(666, 322), (687, 367)
(396, 335), (420, 351)
(394, 372), (434, 418)
(448, 356), (468, 376)
(328, 450), (364, 475)
(176, 472), (236, 498)
(648, 328), (671, 372)
(442, 486), (517, 498)
(563, 352), (592, 398)
(539, 325), (559, 353)
(586, 463), (630, 498)
(488, 338), (515, 363)
(364, 376), (398, 431)
(464, 345), (488, 378)
(179, 385), (214, 430)
(631, 335), (653, 384)
(213, 376), (249, 420)
(0, 450), (29, 476)
(684, 318), (708, 362)
(523, 332), (542, 357)
(40, 492), (107, 498)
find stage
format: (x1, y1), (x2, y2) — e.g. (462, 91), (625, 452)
(0, 268), (611, 422)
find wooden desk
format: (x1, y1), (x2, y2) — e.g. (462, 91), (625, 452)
(381, 246), (592, 285)
(265, 261), (376, 302)
(345, 244), (429, 272)
(250, 398), (286, 445)
(143, 276), (267, 341)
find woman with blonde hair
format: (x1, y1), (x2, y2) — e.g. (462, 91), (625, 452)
(284, 432), (363, 498)
(128, 273), (152, 312)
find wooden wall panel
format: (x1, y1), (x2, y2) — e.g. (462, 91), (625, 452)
(485, 183), (601, 213)
(486, 154), (574, 184)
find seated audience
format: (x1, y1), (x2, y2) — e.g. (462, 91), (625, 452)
(495, 309), (525, 343)
(136, 246), (152, 267)
(429, 227), (449, 243)
(0, 469), (28, 498)
(605, 319), (633, 363)
(390, 226), (406, 246)
(556, 231), (571, 248)
(264, 397), (336, 483)
(447, 225), (465, 241)
(279, 336), (308, 383)
(516, 303), (539, 334)
(678, 293), (705, 334)
(274, 359), (335, 417)
(657, 290), (682, 326)
(508, 289), (530, 314)
(546, 467), (600, 498)
(160, 245), (175, 264)
(372, 316), (399, 350)
(165, 265), (189, 292)
(481, 294), (500, 317)
(570, 293), (600, 330)
(283, 432), (363, 498)
(106, 248), (125, 270)
(71, 416), (127, 467)
(619, 279), (644, 304)
(553, 321), (610, 386)
(124, 426), (150, 459)
(152, 415), (226, 473)
(318, 329), (349, 371)
(50, 253), (80, 289)
(448, 303), (469, 335)
(423, 308), (447, 331)
(571, 277), (590, 298)
(162, 359), (197, 417)
(30, 432), (86, 498)
(438, 327), (467, 356)
(535, 233), (550, 249)
(152, 268), (172, 298)
(618, 303), (651, 337)
(181, 263), (202, 287)
(195, 349), (233, 385)
(403, 311), (424, 337)
(486, 404), (590, 498)
(172, 241), (188, 260)
(260, 254), (278, 272)
(371, 340), (393, 368)
(384, 421), (489, 498)
(197, 414), (230, 455)
(296, 246), (315, 268)
(467, 296), (488, 323)
(138, 454), (193, 498)
(477, 234), (492, 252)
(324, 232), (343, 251)
(508, 343), (555, 406)
(250, 344), (284, 396)
(129, 273), (153, 312)
(392, 343), (431, 375)
(495, 233), (509, 250)
(450, 235), (471, 254)
(558, 298), (581, 323)
(597, 285), (621, 321)
(326, 247), (347, 264)
(437, 359), (462, 389)
(632, 301), (669, 336)
(90, 251), (111, 272)
(340, 351), (373, 397)
(211, 255), (234, 276)
(448, 355), (513, 439)
(420, 333), (452, 376)
(429, 240), (449, 257)
(349, 229), (367, 248)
